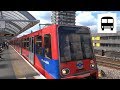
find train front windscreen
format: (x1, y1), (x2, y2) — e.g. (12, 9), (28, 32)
(58, 26), (94, 63)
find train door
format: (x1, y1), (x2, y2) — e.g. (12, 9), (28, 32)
(43, 34), (53, 77)
(29, 37), (34, 65)
(35, 35), (46, 75)
(44, 34), (52, 60)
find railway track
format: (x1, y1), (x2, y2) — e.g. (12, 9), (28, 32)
(97, 60), (120, 70)
(95, 55), (120, 79)
(96, 55), (120, 70)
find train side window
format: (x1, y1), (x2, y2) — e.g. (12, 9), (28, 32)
(35, 35), (42, 55)
(22, 38), (26, 49)
(22, 39), (24, 48)
(25, 38), (27, 49)
(44, 34), (52, 59)
(26, 38), (29, 50)
(20, 39), (22, 47)
(24, 38), (26, 49)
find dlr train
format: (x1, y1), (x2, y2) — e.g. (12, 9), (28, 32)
(10, 24), (98, 79)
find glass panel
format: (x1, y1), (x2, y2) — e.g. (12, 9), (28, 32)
(26, 38), (29, 50)
(58, 26), (94, 63)
(36, 36), (42, 55)
(81, 34), (93, 59)
(31, 37), (34, 53)
(44, 34), (52, 59)
(59, 34), (71, 62)
(69, 34), (83, 60)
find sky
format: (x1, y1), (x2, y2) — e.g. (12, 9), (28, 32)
(18, 11), (120, 37)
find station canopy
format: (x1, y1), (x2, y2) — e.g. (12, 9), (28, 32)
(0, 11), (40, 41)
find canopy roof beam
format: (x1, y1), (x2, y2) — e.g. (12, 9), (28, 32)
(0, 19), (40, 22)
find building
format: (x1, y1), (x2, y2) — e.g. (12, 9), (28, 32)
(51, 11), (76, 25)
(92, 31), (120, 57)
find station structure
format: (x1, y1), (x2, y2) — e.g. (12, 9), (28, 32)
(0, 11), (46, 79)
(92, 31), (120, 58)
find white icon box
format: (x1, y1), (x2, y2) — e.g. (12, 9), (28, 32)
(98, 13), (117, 33)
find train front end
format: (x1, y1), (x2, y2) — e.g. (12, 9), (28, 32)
(57, 25), (98, 79)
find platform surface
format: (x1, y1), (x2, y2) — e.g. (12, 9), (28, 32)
(0, 46), (41, 79)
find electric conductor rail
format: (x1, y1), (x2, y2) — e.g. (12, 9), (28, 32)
(95, 55), (120, 64)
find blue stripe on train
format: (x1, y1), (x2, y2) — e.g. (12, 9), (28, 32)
(36, 54), (60, 79)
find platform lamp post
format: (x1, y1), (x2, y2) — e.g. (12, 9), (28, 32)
(39, 20), (41, 29)
(39, 24), (41, 29)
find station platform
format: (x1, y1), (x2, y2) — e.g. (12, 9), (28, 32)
(0, 46), (45, 79)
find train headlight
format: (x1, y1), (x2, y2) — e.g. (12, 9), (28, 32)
(91, 64), (95, 68)
(90, 60), (96, 69)
(62, 68), (70, 75)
